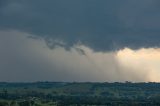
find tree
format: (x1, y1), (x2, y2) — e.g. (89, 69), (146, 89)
(0, 101), (9, 106)
(10, 101), (16, 106)
(30, 100), (35, 106)
(18, 101), (30, 106)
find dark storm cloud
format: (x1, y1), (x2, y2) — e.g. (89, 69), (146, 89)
(0, 0), (160, 51)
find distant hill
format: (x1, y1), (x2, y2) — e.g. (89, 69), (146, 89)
(0, 82), (160, 105)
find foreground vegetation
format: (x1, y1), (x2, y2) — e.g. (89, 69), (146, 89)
(0, 82), (160, 106)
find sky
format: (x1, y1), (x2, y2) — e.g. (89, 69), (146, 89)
(0, 0), (160, 82)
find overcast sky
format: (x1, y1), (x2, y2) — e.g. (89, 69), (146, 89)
(0, 0), (160, 82)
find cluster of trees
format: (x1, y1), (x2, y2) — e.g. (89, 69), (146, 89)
(0, 82), (160, 105)
(0, 100), (35, 106)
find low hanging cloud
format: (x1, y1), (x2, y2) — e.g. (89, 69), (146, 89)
(1, 0), (160, 51)
(0, 30), (160, 82)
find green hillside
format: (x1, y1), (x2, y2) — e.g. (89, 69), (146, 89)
(0, 82), (160, 106)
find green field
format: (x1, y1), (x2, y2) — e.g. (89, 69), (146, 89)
(0, 82), (160, 106)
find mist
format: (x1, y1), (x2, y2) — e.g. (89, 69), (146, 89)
(0, 30), (159, 82)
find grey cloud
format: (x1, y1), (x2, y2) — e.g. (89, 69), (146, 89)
(0, 30), (149, 82)
(0, 0), (160, 51)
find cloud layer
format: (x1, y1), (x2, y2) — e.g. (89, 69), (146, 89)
(0, 30), (160, 82)
(1, 1), (160, 82)
(0, 0), (160, 51)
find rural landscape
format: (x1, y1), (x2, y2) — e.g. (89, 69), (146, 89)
(0, 82), (160, 106)
(1, 0), (160, 105)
